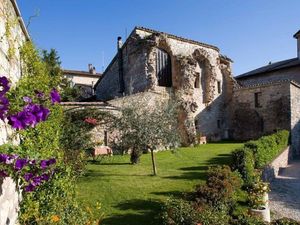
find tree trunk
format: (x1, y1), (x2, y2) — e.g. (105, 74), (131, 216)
(151, 149), (157, 176)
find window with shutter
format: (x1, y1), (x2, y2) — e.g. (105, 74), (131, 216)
(156, 48), (172, 87)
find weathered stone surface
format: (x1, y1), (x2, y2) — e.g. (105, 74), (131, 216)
(0, 1), (28, 224)
(95, 27), (234, 145)
(232, 81), (291, 141)
(0, 178), (20, 225)
(262, 146), (291, 182)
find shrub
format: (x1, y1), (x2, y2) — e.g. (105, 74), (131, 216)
(245, 130), (289, 168)
(232, 147), (256, 185)
(271, 218), (300, 225)
(231, 214), (266, 225)
(194, 165), (242, 209)
(197, 206), (230, 225)
(161, 198), (198, 225)
(3, 42), (103, 224)
(161, 198), (230, 225)
(232, 130), (289, 184)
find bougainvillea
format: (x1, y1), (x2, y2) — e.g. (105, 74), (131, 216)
(84, 117), (98, 126)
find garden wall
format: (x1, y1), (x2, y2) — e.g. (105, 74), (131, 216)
(262, 146), (291, 182)
(0, 0), (29, 224)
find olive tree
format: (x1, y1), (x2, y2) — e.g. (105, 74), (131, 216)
(111, 96), (180, 175)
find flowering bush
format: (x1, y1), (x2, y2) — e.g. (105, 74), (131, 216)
(247, 180), (270, 209)
(0, 75), (60, 193)
(0, 42), (103, 224)
(0, 153), (56, 192)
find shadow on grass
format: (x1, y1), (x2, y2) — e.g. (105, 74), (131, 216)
(87, 160), (131, 166)
(164, 171), (206, 180)
(151, 190), (184, 199)
(163, 153), (232, 181)
(205, 153), (232, 166)
(102, 199), (163, 225)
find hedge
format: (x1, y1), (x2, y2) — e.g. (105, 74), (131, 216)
(232, 130), (289, 184)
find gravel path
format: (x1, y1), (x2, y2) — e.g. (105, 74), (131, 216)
(269, 160), (300, 221)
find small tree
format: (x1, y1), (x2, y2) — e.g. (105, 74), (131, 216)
(111, 96), (180, 175)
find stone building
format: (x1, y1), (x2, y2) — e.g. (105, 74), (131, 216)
(94, 27), (300, 154)
(0, 0), (30, 224)
(63, 64), (101, 99)
(233, 30), (300, 155)
(94, 27), (236, 145)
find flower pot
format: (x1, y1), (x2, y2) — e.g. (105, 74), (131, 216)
(249, 206), (270, 222)
(263, 192), (269, 207)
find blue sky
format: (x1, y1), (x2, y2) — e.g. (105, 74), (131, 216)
(18, 0), (300, 76)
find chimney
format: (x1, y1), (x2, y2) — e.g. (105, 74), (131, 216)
(88, 64), (93, 73)
(117, 36), (123, 50)
(117, 36), (125, 93)
(294, 30), (300, 60)
(88, 64), (96, 74)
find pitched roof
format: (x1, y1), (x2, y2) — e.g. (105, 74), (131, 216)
(94, 26), (227, 89)
(63, 69), (101, 77)
(135, 26), (220, 52)
(236, 58), (300, 79)
(294, 30), (300, 38)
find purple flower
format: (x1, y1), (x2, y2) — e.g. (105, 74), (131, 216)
(34, 90), (44, 99)
(15, 158), (28, 171)
(41, 173), (50, 181)
(8, 112), (27, 130)
(0, 154), (8, 163)
(0, 96), (9, 120)
(40, 158), (56, 170)
(48, 158), (56, 165)
(0, 76), (10, 96)
(32, 176), (42, 186)
(24, 183), (35, 192)
(0, 170), (8, 177)
(50, 88), (60, 104)
(23, 96), (32, 103)
(8, 104), (50, 130)
(24, 173), (34, 182)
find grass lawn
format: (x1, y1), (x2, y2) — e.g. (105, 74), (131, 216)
(77, 143), (243, 225)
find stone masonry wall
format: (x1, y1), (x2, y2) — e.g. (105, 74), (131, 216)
(290, 82), (300, 155)
(95, 27), (235, 144)
(232, 81), (291, 140)
(0, 0), (28, 224)
(262, 146), (291, 182)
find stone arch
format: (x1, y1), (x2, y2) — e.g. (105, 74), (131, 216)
(192, 48), (217, 104)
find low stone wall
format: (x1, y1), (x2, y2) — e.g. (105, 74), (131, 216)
(262, 146), (291, 182)
(0, 177), (20, 225)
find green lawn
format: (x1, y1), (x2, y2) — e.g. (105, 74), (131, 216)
(77, 143), (243, 225)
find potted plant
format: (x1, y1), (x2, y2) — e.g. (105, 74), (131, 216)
(248, 180), (271, 222)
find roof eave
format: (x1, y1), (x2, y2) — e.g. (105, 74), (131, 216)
(10, 0), (30, 41)
(293, 30), (300, 39)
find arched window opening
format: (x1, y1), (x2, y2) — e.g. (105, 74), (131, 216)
(156, 48), (172, 87)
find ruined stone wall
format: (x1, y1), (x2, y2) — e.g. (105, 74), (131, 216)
(95, 28), (234, 144)
(290, 82), (300, 155)
(236, 66), (300, 86)
(63, 91), (172, 151)
(0, 1), (28, 224)
(232, 81), (291, 141)
(95, 56), (123, 101)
